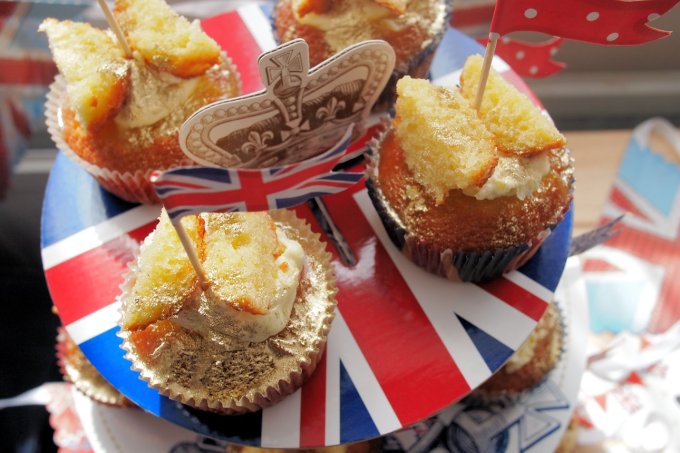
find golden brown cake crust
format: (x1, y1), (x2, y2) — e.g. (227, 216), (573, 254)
(274, 0), (333, 66)
(113, 0), (222, 78)
(375, 129), (573, 252)
(273, 0), (443, 71)
(61, 57), (239, 174)
(393, 77), (500, 201)
(555, 417), (579, 453)
(459, 55), (567, 157)
(39, 18), (131, 131)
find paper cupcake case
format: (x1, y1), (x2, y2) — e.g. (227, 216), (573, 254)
(45, 77), (184, 204)
(68, 387), (198, 452)
(44, 53), (242, 205)
(117, 209), (338, 415)
(56, 327), (133, 408)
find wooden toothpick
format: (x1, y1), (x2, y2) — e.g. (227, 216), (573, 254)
(96, 0), (132, 57)
(172, 219), (210, 291)
(473, 32), (500, 111)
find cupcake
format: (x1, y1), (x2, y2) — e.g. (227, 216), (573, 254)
(366, 55), (573, 282)
(41, 0), (240, 203)
(273, 0), (450, 110)
(118, 209), (337, 414)
(56, 327), (133, 407)
(472, 303), (563, 399)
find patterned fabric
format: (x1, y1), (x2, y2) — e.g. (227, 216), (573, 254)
(576, 324), (680, 452)
(583, 118), (680, 333)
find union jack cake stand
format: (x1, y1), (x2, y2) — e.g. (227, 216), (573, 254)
(40, 5), (573, 449)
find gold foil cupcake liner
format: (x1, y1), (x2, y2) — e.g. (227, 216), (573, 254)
(117, 209), (337, 414)
(56, 327), (133, 408)
(45, 53), (241, 204)
(366, 126), (574, 283)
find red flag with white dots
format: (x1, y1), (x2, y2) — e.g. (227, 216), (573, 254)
(490, 0), (680, 45)
(477, 36), (565, 77)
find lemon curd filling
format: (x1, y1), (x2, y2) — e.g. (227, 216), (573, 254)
(464, 153), (551, 201)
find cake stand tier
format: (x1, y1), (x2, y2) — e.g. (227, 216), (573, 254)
(41, 7), (572, 447)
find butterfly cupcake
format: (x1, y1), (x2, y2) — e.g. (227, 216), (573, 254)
(118, 209), (337, 414)
(41, 0), (240, 203)
(366, 55), (573, 282)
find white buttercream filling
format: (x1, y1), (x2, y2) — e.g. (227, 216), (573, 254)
(114, 54), (198, 129)
(464, 152), (550, 200)
(176, 226), (305, 346)
(246, 228), (306, 340)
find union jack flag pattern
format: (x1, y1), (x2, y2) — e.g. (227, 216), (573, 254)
(153, 127), (359, 218)
(41, 5), (571, 448)
(583, 118), (680, 334)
